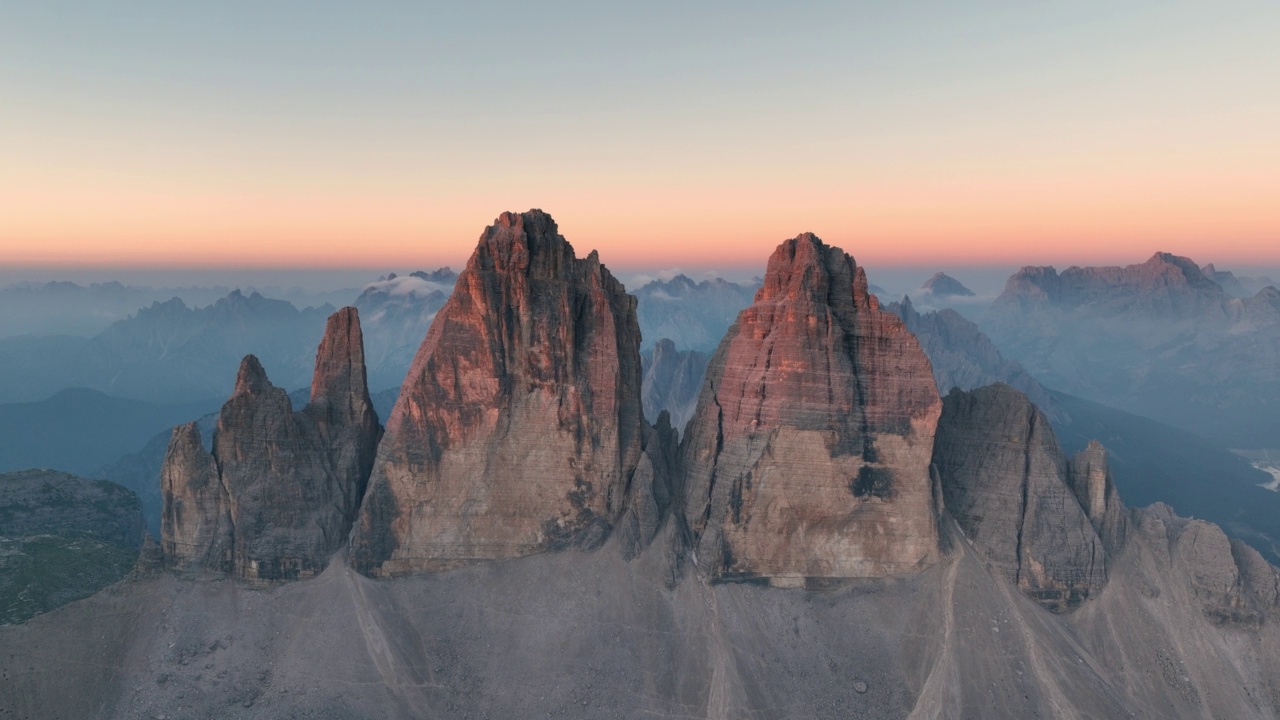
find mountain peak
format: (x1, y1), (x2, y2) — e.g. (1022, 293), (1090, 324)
(233, 355), (272, 396)
(933, 384), (1114, 612)
(681, 232), (940, 583)
(353, 208), (645, 576)
(310, 307), (369, 407)
(409, 267), (458, 284)
(474, 210), (581, 282)
(1145, 251), (1212, 280)
(922, 272), (975, 297)
(164, 312), (380, 581)
(757, 232), (861, 308)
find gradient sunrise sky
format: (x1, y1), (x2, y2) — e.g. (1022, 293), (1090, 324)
(2, 1), (1278, 272)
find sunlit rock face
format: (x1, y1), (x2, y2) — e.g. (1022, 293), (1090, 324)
(161, 307), (381, 582)
(680, 233), (942, 585)
(351, 210), (646, 576)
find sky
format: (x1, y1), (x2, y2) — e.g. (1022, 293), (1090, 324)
(2, 1), (1279, 275)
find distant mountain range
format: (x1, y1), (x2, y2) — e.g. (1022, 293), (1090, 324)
(0, 280), (360, 339)
(353, 270), (457, 391)
(0, 271), (462, 405)
(982, 252), (1280, 448)
(632, 274), (760, 351)
(885, 295), (1280, 562)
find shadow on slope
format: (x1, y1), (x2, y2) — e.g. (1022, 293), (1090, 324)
(0, 389), (220, 479)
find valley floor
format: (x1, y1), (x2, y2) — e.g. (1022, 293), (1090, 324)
(1237, 449), (1280, 492)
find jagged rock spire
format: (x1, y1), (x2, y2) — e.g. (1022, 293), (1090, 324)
(161, 307), (381, 581)
(233, 355), (271, 396)
(351, 210), (645, 576)
(311, 306), (369, 408)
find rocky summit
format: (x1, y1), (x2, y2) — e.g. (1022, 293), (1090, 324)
(161, 307), (381, 581)
(921, 271), (974, 298)
(991, 251), (1229, 316)
(681, 233), (942, 585)
(351, 210), (648, 575)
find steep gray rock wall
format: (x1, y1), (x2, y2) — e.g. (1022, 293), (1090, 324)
(932, 384), (1112, 612)
(161, 308), (381, 582)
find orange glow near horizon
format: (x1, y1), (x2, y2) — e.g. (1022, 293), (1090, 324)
(4, 171), (1277, 270)
(3, 4), (1279, 273)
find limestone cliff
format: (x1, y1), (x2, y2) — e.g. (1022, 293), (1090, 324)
(161, 307), (380, 581)
(931, 384), (1119, 612)
(680, 233), (942, 584)
(351, 210), (645, 575)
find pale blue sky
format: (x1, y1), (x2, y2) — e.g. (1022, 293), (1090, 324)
(2, 1), (1278, 272)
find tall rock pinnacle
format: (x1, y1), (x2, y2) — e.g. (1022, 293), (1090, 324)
(351, 210), (645, 576)
(160, 307), (381, 581)
(680, 233), (942, 585)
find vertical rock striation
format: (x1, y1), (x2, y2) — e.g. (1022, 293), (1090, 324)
(161, 307), (381, 581)
(351, 210), (645, 576)
(932, 384), (1122, 612)
(160, 422), (230, 571)
(680, 233), (942, 585)
(1066, 440), (1127, 554)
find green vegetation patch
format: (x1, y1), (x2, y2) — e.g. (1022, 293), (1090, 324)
(0, 533), (137, 625)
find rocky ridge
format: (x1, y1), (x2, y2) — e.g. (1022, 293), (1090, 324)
(161, 307), (380, 581)
(633, 273), (760, 352)
(886, 296), (1056, 417)
(1202, 263), (1277, 298)
(983, 251), (1280, 448)
(0, 470), (143, 624)
(990, 251), (1228, 316)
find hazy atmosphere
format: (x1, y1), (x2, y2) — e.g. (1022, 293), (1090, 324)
(4, 4), (1280, 719)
